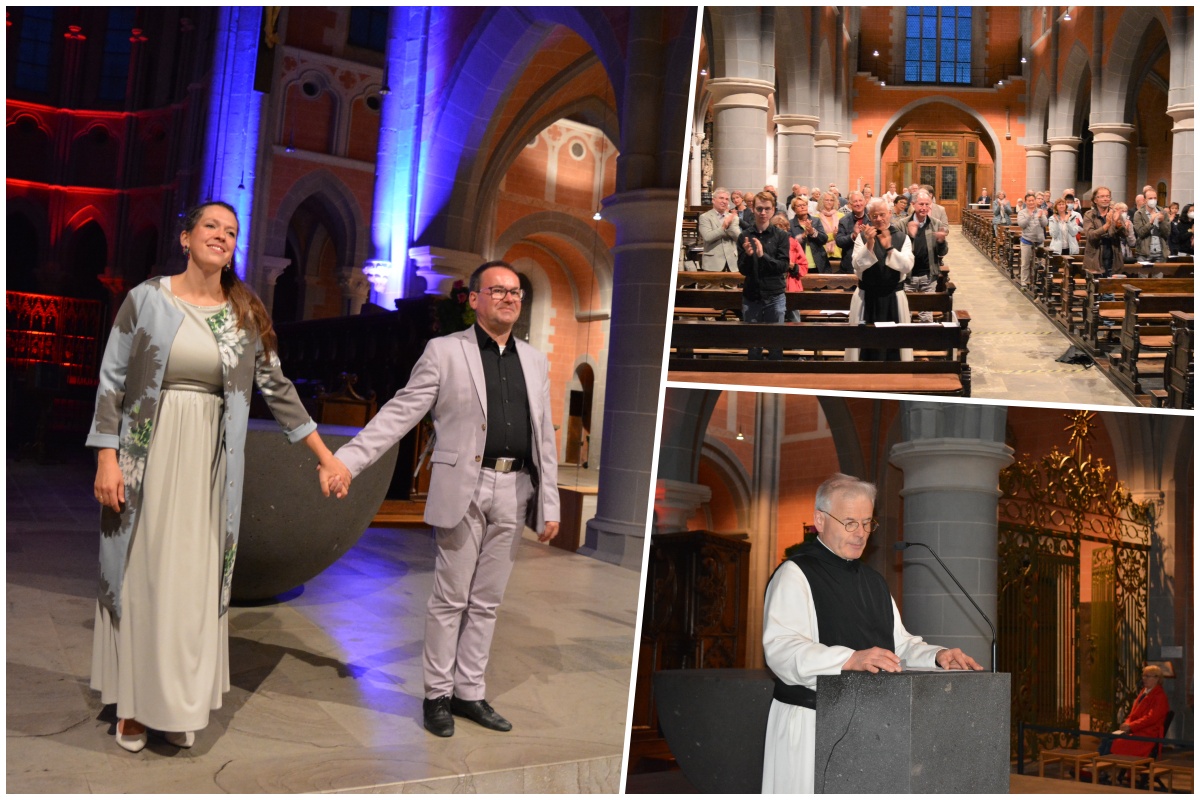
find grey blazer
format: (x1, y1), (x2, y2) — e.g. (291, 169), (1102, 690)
(698, 207), (741, 271)
(335, 328), (560, 532)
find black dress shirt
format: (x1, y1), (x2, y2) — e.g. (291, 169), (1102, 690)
(474, 324), (532, 461)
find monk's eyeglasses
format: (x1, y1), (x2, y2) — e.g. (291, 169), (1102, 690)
(818, 509), (879, 533)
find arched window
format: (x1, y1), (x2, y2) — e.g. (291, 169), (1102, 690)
(904, 7), (972, 85)
(99, 8), (136, 102)
(15, 7), (55, 93)
(348, 8), (388, 53)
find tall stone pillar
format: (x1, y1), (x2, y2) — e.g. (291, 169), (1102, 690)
(688, 129), (705, 206)
(1089, 123), (1135, 199)
(889, 402), (1014, 671)
(581, 188), (679, 569)
(1023, 144), (1050, 194)
(775, 114), (818, 188)
(1168, 103), (1194, 206)
(746, 391), (784, 670)
(198, 6), (264, 279)
(365, 7), (429, 307)
(813, 131), (840, 191)
(708, 77), (775, 190)
(837, 139), (853, 194)
(1047, 136), (1081, 199)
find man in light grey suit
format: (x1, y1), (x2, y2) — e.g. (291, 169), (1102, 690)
(323, 261), (560, 738)
(698, 187), (741, 271)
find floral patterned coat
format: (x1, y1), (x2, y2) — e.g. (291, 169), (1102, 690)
(86, 276), (316, 622)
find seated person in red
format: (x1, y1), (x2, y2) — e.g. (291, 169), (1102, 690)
(1101, 664), (1169, 757)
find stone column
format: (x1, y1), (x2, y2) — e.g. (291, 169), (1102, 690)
(775, 114), (819, 188)
(746, 391), (784, 670)
(339, 266), (371, 316)
(1023, 144), (1050, 194)
(688, 129), (705, 206)
(581, 188), (679, 570)
(1047, 136), (1081, 199)
(366, 7), (429, 307)
(255, 255), (291, 315)
(653, 479), (712, 535)
(813, 131), (840, 190)
(837, 139), (853, 194)
(198, 7), (263, 280)
(1168, 103), (1194, 206)
(889, 402), (1014, 671)
(406, 246), (483, 297)
(1089, 123), (1135, 199)
(708, 77), (775, 190)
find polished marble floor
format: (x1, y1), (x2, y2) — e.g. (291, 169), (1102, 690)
(7, 450), (636, 793)
(947, 228), (1134, 406)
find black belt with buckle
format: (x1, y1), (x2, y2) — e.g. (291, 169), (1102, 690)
(482, 456), (526, 473)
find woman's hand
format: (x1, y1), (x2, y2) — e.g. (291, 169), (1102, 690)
(318, 456), (352, 499)
(94, 449), (125, 512)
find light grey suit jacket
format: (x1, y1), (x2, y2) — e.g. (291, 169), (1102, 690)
(698, 207), (741, 271)
(335, 328), (560, 532)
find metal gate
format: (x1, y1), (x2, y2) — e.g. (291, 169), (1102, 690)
(997, 412), (1153, 759)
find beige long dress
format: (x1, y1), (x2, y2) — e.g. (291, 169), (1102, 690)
(90, 289), (230, 733)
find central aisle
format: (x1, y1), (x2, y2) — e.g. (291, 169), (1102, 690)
(943, 228), (1133, 406)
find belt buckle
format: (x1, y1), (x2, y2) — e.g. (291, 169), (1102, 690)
(493, 457), (516, 473)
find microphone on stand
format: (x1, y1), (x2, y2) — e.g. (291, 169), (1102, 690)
(895, 541), (997, 673)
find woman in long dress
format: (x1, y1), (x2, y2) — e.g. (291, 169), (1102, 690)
(88, 201), (349, 752)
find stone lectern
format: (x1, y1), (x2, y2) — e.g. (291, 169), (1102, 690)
(815, 671), (1010, 793)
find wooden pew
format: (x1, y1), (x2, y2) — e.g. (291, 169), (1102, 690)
(1110, 287), (1195, 397)
(676, 269), (952, 293)
(1162, 311), (1194, 409)
(1084, 276), (1193, 353)
(668, 315), (972, 396)
(673, 288), (956, 323)
(1056, 258), (1090, 334)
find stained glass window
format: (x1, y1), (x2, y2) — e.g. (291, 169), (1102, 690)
(348, 7), (389, 53)
(99, 9), (136, 102)
(15, 8), (55, 93)
(904, 7), (972, 85)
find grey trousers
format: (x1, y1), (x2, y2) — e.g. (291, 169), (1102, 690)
(424, 467), (533, 700)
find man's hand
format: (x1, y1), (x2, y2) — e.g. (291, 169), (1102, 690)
(318, 456), (352, 499)
(907, 219), (919, 238)
(935, 648), (984, 671)
(862, 224), (877, 249)
(935, 227), (948, 243)
(877, 226), (892, 250)
(842, 646), (901, 673)
(538, 521), (560, 543)
(722, 212), (736, 229)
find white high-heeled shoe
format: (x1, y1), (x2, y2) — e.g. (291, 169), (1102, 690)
(115, 719), (147, 753)
(164, 730), (195, 748)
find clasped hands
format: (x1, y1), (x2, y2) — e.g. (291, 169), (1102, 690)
(843, 645), (983, 673)
(318, 456), (352, 499)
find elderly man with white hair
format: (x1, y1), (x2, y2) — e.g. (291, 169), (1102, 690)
(846, 197), (915, 361)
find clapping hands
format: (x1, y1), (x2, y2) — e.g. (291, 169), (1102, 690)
(318, 456), (352, 499)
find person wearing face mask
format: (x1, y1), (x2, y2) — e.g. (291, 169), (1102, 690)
(1083, 187), (1126, 276)
(1169, 203), (1194, 256)
(1132, 190), (1171, 262)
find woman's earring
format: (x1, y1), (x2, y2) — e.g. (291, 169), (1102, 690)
(223, 263), (231, 271)
(182, 245), (190, 257)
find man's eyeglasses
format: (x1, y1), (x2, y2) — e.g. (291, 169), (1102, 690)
(818, 509), (879, 533)
(480, 286), (525, 301)
(754, 206), (774, 214)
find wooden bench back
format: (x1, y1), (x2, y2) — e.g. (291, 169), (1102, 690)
(673, 289), (954, 314)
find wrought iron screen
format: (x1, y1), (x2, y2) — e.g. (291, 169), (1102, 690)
(997, 412), (1153, 760)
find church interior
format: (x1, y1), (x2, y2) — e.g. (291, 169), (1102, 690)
(6, 6), (693, 792)
(675, 7), (1194, 406)
(629, 390), (1193, 792)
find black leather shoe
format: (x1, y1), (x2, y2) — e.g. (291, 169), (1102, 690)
(423, 696), (454, 737)
(450, 696), (512, 732)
